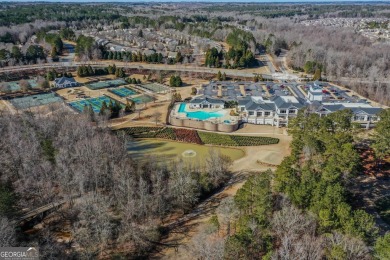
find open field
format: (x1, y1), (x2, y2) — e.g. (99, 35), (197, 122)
(127, 139), (245, 164)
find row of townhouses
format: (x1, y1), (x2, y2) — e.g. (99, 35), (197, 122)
(190, 84), (383, 128)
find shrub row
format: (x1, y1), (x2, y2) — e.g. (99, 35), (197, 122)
(123, 127), (163, 136)
(121, 127), (279, 146)
(198, 132), (279, 146)
(173, 128), (203, 144)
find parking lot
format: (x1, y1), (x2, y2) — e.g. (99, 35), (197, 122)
(199, 81), (367, 104)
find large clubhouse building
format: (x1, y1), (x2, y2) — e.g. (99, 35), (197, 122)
(177, 81), (384, 129)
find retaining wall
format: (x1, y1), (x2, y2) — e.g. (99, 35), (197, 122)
(169, 116), (239, 133)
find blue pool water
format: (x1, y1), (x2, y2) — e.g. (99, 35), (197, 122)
(178, 103), (224, 120)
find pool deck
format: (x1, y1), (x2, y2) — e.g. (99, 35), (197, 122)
(171, 103), (238, 124)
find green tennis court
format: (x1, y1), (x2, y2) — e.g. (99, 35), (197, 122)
(10, 93), (62, 109)
(141, 83), (169, 93)
(86, 79), (127, 90)
(130, 95), (154, 104)
(110, 87), (138, 97)
(69, 96), (124, 113)
(2, 80), (39, 92)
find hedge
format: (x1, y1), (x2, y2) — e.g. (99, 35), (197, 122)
(198, 132), (279, 146)
(121, 127), (279, 146)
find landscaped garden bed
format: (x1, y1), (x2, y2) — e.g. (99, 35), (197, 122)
(198, 132), (279, 146)
(120, 127), (279, 146)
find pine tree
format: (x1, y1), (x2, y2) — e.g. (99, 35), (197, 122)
(100, 101), (108, 115)
(313, 68), (321, 81)
(217, 71), (222, 81)
(125, 100), (135, 113)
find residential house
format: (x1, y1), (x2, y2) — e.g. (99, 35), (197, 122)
(54, 77), (78, 88)
(189, 97), (225, 109)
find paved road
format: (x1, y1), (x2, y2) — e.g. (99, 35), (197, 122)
(0, 61), (277, 80)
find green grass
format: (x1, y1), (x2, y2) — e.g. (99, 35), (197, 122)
(127, 139), (245, 163)
(198, 132), (279, 146)
(376, 196), (390, 225)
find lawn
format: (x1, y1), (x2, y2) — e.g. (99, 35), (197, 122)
(127, 139), (245, 163)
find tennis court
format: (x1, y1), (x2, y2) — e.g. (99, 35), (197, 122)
(69, 96), (124, 113)
(130, 95), (154, 104)
(86, 79), (127, 90)
(109, 87), (138, 98)
(10, 93), (63, 109)
(2, 80), (39, 92)
(141, 83), (170, 93)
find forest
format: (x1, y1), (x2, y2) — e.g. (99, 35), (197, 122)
(186, 109), (390, 259)
(1, 108), (389, 258)
(0, 2), (389, 106)
(0, 111), (233, 258)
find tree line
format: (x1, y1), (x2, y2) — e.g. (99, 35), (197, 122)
(0, 111), (233, 258)
(186, 109), (390, 259)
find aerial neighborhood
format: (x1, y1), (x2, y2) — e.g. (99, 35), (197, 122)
(0, 2), (389, 260)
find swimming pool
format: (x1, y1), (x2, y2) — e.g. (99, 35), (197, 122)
(178, 103), (225, 120)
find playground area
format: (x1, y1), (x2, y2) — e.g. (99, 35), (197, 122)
(86, 79), (127, 90)
(68, 96), (124, 113)
(9, 93), (63, 110)
(109, 87), (138, 98)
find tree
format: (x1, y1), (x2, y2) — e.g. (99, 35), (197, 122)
(11, 46), (22, 61)
(25, 45), (45, 62)
(124, 100), (135, 113)
(37, 77), (50, 89)
(0, 217), (16, 247)
(152, 111), (162, 126)
(217, 71), (222, 81)
(313, 68), (321, 81)
(169, 75), (183, 87)
(216, 197), (238, 236)
(19, 79), (31, 92)
(109, 100), (122, 119)
(374, 233), (390, 260)
(168, 166), (199, 212)
(99, 101), (108, 116)
(372, 109), (390, 168)
(191, 87), (197, 95)
(222, 72), (227, 81)
(175, 51), (183, 63)
(172, 92), (182, 102)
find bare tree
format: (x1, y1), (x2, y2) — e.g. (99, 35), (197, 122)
(0, 217), (16, 247)
(19, 79), (31, 92)
(152, 111), (162, 125)
(216, 197), (239, 236)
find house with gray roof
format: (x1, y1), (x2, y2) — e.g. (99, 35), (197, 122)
(189, 97), (225, 109)
(192, 80), (384, 128)
(238, 97), (276, 125)
(54, 77), (78, 88)
(315, 102), (382, 128)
